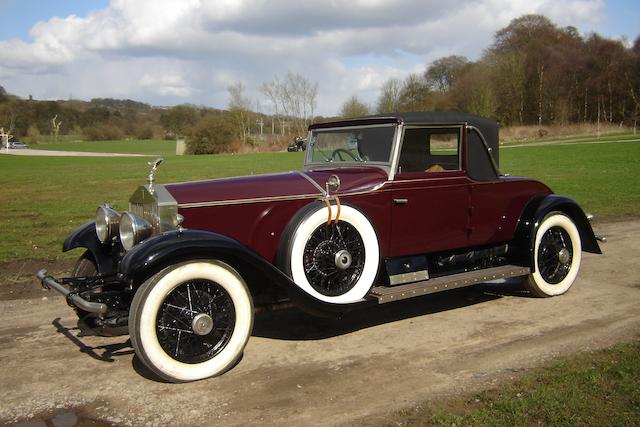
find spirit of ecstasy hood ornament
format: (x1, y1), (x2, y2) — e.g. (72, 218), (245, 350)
(147, 158), (163, 192)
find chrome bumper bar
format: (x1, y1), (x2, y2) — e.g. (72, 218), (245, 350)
(36, 269), (108, 317)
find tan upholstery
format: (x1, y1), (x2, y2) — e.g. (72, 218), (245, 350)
(425, 164), (445, 173)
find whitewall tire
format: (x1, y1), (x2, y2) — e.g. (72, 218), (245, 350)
(524, 212), (582, 297)
(129, 260), (253, 382)
(284, 203), (380, 304)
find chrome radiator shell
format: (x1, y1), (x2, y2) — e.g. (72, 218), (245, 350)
(128, 184), (178, 233)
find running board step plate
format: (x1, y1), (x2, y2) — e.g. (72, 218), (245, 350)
(369, 265), (530, 304)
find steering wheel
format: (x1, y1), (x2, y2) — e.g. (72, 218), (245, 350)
(331, 148), (360, 161)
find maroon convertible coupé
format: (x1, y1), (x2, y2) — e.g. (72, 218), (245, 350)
(37, 112), (603, 382)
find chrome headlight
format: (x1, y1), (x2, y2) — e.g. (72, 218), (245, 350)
(119, 212), (153, 251)
(95, 205), (121, 243)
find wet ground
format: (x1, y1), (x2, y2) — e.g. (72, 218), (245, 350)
(1, 220), (639, 426)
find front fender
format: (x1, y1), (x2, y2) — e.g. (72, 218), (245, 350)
(118, 229), (374, 318)
(515, 195), (602, 271)
(63, 222), (119, 274)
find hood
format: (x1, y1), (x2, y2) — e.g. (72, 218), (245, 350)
(165, 167), (388, 207)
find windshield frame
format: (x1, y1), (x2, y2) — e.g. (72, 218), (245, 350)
(303, 123), (400, 175)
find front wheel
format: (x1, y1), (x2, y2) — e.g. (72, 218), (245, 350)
(129, 260), (254, 382)
(524, 212), (582, 297)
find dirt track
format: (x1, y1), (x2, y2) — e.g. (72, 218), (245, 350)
(0, 220), (639, 426)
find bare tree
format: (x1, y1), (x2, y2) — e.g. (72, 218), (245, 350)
(340, 96), (370, 118)
(51, 115), (62, 142)
(261, 79), (284, 136)
(262, 72), (318, 137)
(228, 82), (252, 145)
(376, 78), (402, 114)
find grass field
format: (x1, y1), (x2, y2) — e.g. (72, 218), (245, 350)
(0, 137), (638, 262)
(389, 340), (640, 426)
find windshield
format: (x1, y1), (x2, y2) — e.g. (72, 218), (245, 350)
(307, 125), (396, 165)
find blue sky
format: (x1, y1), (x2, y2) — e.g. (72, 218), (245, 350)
(0, 0), (637, 115)
(0, 0), (109, 40)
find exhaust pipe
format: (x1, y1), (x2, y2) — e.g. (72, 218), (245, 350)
(36, 269), (108, 317)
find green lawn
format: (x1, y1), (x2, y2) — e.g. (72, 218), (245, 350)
(389, 340), (640, 426)
(0, 139), (638, 262)
(0, 152), (304, 261)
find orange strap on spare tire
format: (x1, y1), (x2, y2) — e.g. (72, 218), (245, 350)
(322, 196), (341, 225)
(323, 198), (332, 225)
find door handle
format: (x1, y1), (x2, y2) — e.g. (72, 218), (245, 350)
(393, 198), (408, 205)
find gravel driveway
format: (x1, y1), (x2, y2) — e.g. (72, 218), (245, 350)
(0, 219), (638, 426)
(0, 148), (150, 157)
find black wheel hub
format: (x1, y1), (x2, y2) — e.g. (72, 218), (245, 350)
(538, 226), (573, 284)
(303, 220), (365, 296)
(156, 280), (235, 363)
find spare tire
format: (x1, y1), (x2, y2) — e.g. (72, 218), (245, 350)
(279, 202), (380, 304)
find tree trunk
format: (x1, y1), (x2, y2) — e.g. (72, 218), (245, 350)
(584, 86), (588, 123)
(537, 64), (544, 127)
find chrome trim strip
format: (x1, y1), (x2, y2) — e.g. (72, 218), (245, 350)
(293, 170), (327, 197)
(388, 123), (404, 181)
(179, 194), (319, 208)
(178, 181), (390, 209)
(166, 171), (296, 186)
(389, 270), (429, 286)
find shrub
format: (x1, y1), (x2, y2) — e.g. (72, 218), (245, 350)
(187, 114), (235, 154)
(134, 125), (154, 140)
(82, 124), (124, 141)
(23, 125), (41, 144)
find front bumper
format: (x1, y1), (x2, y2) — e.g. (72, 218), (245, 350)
(36, 269), (108, 317)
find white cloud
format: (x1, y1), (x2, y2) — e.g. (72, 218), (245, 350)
(0, 0), (604, 115)
(139, 73), (193, 97)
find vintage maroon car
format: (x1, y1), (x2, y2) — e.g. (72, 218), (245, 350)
(37, 112), (603, 382)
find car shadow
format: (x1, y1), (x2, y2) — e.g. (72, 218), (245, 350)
(252, 280), (532, 341)
(52, 318), (134, 362)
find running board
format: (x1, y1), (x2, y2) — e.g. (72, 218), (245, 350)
(369, 265), (530, 304)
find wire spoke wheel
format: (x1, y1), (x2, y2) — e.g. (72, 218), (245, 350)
(302, 220), (365, 296)
(537, 226), (573, 284)
(525, 212), (582, 297)
(130, 261), (253, 382)
(156, 280), (235, 364)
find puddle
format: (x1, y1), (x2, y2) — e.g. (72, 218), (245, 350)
(11, 410), (113, 427)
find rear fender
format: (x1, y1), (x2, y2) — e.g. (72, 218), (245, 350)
(118, 229), (374, 318)
(514, 195), (602, 271)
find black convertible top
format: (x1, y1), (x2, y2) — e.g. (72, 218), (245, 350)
(310, 112), (500, 180)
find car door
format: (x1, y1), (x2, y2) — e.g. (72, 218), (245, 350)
(389, 126), (470, 257)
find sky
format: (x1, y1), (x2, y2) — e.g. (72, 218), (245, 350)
(0, 0), (638, 116)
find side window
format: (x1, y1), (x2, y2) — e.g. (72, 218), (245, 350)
(397, 128), (460, 174)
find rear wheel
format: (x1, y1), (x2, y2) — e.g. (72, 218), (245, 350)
(524, 212), (582, 297)
(129, 260), (254, 382)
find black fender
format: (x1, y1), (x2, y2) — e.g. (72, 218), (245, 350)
(63, 222), (120, 274)
(514, 195), (602, 271)
(118, 229), (375, 318)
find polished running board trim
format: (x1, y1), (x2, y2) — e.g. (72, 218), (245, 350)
(369, 265), (530, 304)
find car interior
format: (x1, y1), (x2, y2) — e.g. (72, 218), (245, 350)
(397, 127), (460, 174)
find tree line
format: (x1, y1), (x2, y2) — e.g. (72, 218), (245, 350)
(0, 71), (318, 154)
(341, 15), (640, 127)
(1, 14), (638, 155)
